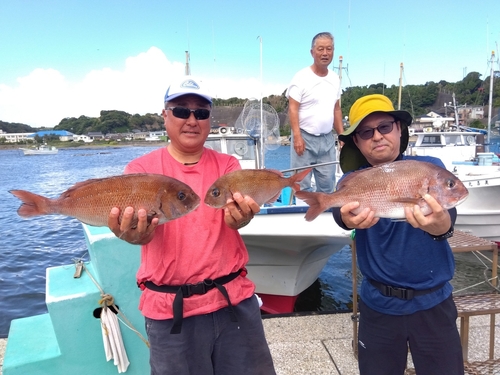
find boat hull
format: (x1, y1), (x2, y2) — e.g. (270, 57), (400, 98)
(240, 206), (352, 297)
(455, 172), (500, 242)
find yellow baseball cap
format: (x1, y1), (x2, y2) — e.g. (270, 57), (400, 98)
(338, 94), (413, 173)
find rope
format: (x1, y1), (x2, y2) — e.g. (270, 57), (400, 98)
(80, 262), (150, 348)
(452, 250), (499, 294)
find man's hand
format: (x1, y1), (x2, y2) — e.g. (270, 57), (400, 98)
(108, 206), (159, 245)
(404, 194), (452, 236)
(340, 201), (379, 230)
(293, 133), (306, 156)
(224, 192), (260, 230)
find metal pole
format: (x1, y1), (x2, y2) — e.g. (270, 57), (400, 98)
(452, 93), (459, 128)
(259, 37), (264, 168)
(487, 51), (495, 148)
(398, 63), (403, 110)
(338, 56), (343, 107)
(185, 51), (190, 75)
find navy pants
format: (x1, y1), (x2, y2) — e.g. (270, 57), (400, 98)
(145, 296), (276, 375)
(358, 295), (464, 375)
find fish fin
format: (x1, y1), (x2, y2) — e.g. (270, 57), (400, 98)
(9, 190), (52, 217)
(289, 168), (313, 191)
(294, 190), (327, 221)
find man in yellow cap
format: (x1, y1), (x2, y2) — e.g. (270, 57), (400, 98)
(333, 94), (464, 374)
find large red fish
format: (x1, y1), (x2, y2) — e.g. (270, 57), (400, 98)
(295, 160), (469, 221)
(10, 173), (200, 227)
(204, 168), (312, 208)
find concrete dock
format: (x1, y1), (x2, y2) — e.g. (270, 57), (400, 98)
(1, 311), (499, 375)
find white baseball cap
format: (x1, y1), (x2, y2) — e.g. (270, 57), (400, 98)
(164, 76), (212, 104)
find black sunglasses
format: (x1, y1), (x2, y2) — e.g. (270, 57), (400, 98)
(356, 121), (396, 140)
(167, 107), (211, 120)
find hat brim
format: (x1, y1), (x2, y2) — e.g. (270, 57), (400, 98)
(339, 111), (412, 173)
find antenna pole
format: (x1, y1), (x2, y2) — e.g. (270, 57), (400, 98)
(338, 56), (343, 107)
(185, 51), (190, 75)
(487, 50), (495, 147)
(258, 36), (265, 169)
(398, 63), (403, 110)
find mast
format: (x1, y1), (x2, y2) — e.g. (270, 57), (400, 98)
(452, 92), (459, 127)
(338, 56), (343, 107)
(398, 63), (403, 110)
(185, 51), (190, 75)
(258, 36), (264, 169)
(487, 50), (495, 147)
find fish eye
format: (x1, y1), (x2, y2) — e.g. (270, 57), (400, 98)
(447, 179), (456, 188)
(211, 188), (220, 198)
(177, 191), (186, 201)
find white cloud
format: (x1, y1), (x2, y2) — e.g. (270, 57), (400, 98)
(0, 47), (286, 128)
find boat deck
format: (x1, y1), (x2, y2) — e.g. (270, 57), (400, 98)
(1, 312), (499, 375)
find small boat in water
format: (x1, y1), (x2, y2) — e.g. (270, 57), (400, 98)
(19, 144), (58, 155)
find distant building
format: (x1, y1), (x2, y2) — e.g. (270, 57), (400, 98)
(87, 132), (105, 140)
(73, 134), (93, 143)
(28, 130), (74, 141)
(0, 130), (35, 143)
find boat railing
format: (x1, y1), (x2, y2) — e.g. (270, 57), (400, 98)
(280, 160), (339, 174)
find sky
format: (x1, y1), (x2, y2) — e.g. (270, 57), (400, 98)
(1, 0), (499, 128)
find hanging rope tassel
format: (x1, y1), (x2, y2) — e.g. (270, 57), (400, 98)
(100, 295), (130, 373)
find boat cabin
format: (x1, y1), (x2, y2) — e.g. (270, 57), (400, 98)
(205, 127), (257, 169)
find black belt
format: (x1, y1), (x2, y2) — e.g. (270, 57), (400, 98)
(369, 279), (444, 300)
(140, 269), (243, 334)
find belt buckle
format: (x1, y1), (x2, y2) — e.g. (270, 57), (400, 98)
(182, 282), (204, 297)
(387, 285), (414, 300)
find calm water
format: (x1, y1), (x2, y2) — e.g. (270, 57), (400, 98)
(0, 144), (498, 337)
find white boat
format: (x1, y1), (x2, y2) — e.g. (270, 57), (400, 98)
(19, 144), (58, 155)
(407, 130), (500, 242)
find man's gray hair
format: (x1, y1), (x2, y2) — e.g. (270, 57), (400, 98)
(311, 32), (334, 49)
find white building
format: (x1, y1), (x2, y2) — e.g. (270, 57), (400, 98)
(0, 130), (35, 143)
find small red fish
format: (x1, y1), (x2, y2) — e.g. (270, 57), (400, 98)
(10, 173), (200, 227)
(295, 160), (469, 221)
(204, 168), (312, 208)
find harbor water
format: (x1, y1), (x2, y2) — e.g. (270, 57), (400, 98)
(1, 143), (499, 337)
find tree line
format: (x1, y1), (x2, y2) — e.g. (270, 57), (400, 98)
(1, 71), (498, 136)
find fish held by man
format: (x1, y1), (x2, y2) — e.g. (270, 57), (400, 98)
(10, 173), (200, 227)
(204, 168), (312, 208)
(295, 160), (469, 221)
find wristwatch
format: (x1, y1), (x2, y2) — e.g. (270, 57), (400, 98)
(431, 225), (454, 241)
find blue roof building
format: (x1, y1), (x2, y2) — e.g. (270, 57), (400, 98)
(28, 130), (74, 138)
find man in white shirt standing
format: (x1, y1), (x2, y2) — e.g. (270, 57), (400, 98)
(287, 32), (343, 193)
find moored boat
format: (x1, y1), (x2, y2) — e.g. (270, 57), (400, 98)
(19, 144), (58, 155)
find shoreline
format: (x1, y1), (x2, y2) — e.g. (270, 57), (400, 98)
(0, 142), (167, 151)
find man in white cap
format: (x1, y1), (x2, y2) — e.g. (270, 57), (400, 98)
(108, 75), (276, 375)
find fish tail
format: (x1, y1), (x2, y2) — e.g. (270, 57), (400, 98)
(289, 168), (313, 191)
(294, 191), (326, 221)
(9, 190), (53, 218)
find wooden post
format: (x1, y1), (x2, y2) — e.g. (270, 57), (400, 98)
(351, 238), (358, 359)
